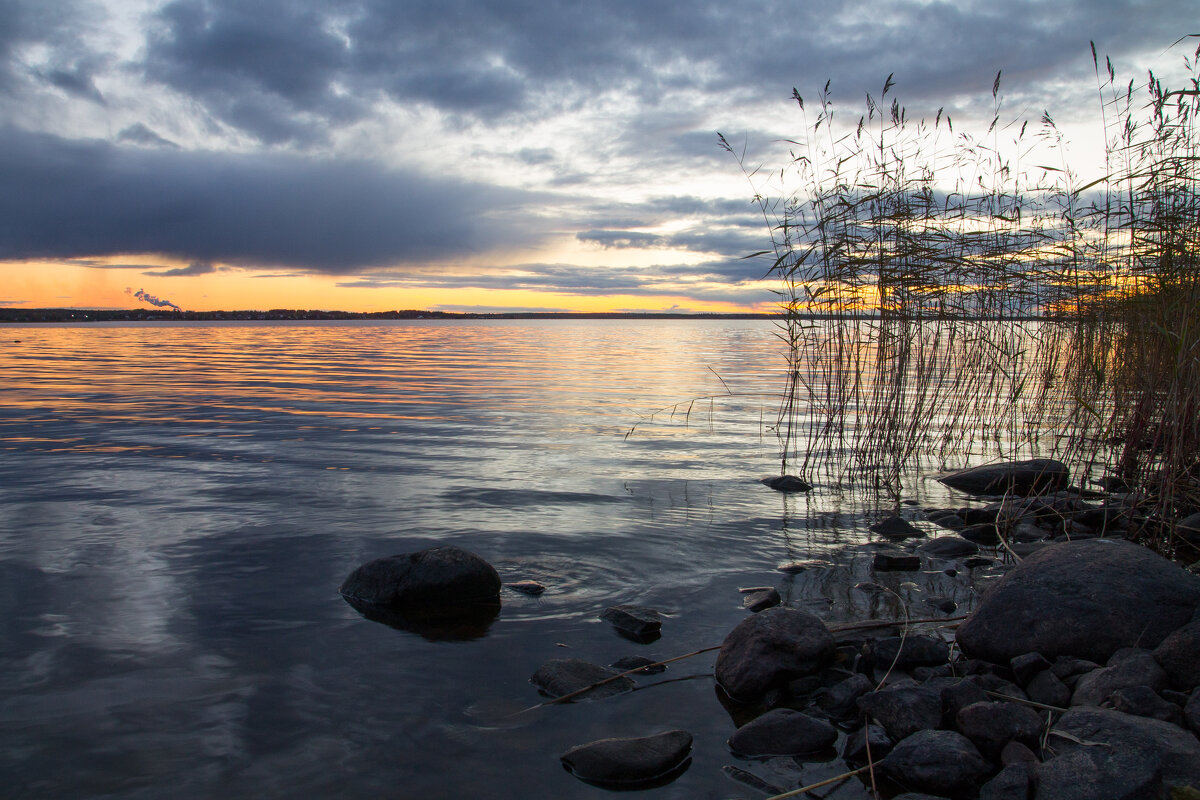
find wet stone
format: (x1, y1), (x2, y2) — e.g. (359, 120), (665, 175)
(878, 729), (992, 798)
(924, 596), (958, 613)
(918, 536), (980, 558)
(560, 730), (692, 788)
(531, 658), (635, 700)
(714, 607), (835, 703)
(726, 709), (837, 757)
(870, 514), (926, 540)
(506, 580), (546, 596)
(762, 475), (811, 493)
(960, 523), (1001, 546)
(774, 559), (830, 573)
(600, 604), (662, 641)
(938, 458), (1070, 496)
(964, 556), (994, 569)
(742, 587), (781, 612)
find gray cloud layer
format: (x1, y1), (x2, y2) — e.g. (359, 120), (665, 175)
(0, 0), (1193, 295)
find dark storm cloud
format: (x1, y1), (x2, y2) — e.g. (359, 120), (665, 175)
(0, 126), (541, 270)
(136, 0), (1192, 143)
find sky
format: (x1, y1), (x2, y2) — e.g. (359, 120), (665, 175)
(0, 0), (1193, 314)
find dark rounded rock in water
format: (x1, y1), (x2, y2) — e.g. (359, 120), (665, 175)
(878, 729), (991, 798)
(870, 514), (926, 540)
(531, 658), (635, 700)
(506, 580), (546, 596)
(339, 546), (502, 637)
(938, 458), (1070, 496)
(761, 474), (812, 493)
(956, 539), (1200, 665)
(741, 587), (781, 612)
(959, 523), (1001, 546)
(918, 536), (979, 558)
(600, 604), (662, 641)
(727, 708), (837, 757)
(560, 730), (692, 788)
(715, 607), (835, 703)
(873, 551), (921, 571)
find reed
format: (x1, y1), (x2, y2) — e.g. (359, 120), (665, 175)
(726, 38), (1200, 555)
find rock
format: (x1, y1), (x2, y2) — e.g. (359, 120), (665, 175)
(938, 458), (1070, 496)
(1025, 669), (1071, 708)
(340, 546), (501, 608)
(762, 474), (812, 493)
(874, 551), (921, 571)
(339, 546), (502, 636)
(924, 595), (958, 613)
(1185, 689), (1200, 735)
(1011, 523), (1050, 543)
(1070, 649), (1166, 706)
(965, 556), (995, 568)
(1035, 748), (1158, 800)
(1001, 740), (1040, 766)
(857, 684), (943, 742)
(610, 656), (665, 675)
(1042, 708), (1200, 794)
(919, 536), (980, 558)
(955, 700), (1044, 761)
(878, 729), (992, 798)
(867, 635), (951, 670)
(842, 723), (894, 767)
(815, 672), (875, 719)
(560, 730), (692, 788)
(742, 587), (781, 612)
(506, 580), (546, 595)
(1110, 685), (1184, 726)
(979, 762), (1036, 800)
(1153, 617), (1200, 691)
(928, 677), (990, 727)
(774, 559), (830, 573)
(1010, 652), (1052, 687)
(530, 658), (635, 700)
(714, 607), (835, 703)
(726, 709), (838, 757)
(600, 604), (662, 641)
(960, 523), (1002, 546)
(971, 673), (1029, 702)
(956, 539), (1200, 664)
(871, 514), (926, 540)
(1050, 656), (1101, 684)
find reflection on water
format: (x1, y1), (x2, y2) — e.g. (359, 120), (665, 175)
(0, 320), (984, 799)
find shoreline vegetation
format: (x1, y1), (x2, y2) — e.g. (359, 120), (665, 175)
(726, 37), (1200, 562)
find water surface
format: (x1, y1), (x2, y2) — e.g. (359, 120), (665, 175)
(0, 320), (976, 799)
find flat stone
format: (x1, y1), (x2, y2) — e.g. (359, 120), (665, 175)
(938, 458), (1070, 496)
(918, 536), (980, 558)
(560, 730), (692, 788)
(600, 604), (662, 640)
(610, 655), (665, 675)
(714, 607), (835, 703)
(878, 729), (992, 798)
(726, 709), (837, 757)
(762, 474), (812, 493)
(530, 658), (635, 700)
(956, 539), (1200, 664)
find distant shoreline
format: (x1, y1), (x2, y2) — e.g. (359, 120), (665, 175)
(0, 308), (1052, 323)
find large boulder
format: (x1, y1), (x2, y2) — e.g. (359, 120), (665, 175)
(1038, 708), (1200, 797)
(339, 546), (502, 637)
(938, 458), (1070, 496)
(956, 539), (1200, 664)
(714, 607), (835, 703)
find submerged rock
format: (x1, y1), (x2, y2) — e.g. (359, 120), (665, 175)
(918, 536), (980, 558)
(560, 730), (692, 788)
(741, 587), (781, 612)
(956, 539), (1200, 664)
(761, 474), (812, 493)
(938, 458), (1070, 496)
(726, 708), (837, 757)
(530, 658), (635, 700)
(714, 607), (835, 703)
(874, 551), (921, 571)
(870, 514), (926, 540)
(600, 604), (662, 641)
(506, 580), (546, 596)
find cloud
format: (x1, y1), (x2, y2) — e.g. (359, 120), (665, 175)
(117, 123), (178, 148)
(0, 126), (546, 272)
(142, 260), (217, 277)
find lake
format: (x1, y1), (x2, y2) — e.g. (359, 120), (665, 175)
(0, 319), (983, 799)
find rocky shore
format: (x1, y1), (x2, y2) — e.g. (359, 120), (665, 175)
(340, 459), (1200, 799)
